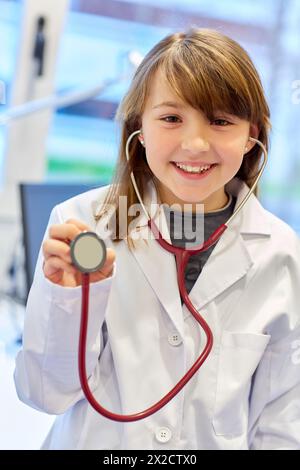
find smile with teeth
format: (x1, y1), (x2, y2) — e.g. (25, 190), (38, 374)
(174, 162), (214, 174)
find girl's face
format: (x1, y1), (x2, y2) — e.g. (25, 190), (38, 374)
(140, 69), (258, 212)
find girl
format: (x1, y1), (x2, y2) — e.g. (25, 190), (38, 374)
(14, 28), (300, 450)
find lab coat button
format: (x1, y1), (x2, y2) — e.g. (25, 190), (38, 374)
(155, 427), (172, 443)
(168, 333), (182, 346)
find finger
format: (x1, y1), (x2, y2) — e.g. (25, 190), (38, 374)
(49, 223), (82, 243)
(98, 248), (116, 276)
(88, 248), (115, 282)
(104, 248), (116, 266)
(43, 239), (72, 263)
(43, 255), (77, 277)
(65, 219), (91, 231)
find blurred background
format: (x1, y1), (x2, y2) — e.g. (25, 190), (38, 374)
(0, 0), (299, 449)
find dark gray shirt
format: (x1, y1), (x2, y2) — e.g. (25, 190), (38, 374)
(163, 194), (236, 294)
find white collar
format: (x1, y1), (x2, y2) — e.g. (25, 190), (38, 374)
(135, 177), (271, 237)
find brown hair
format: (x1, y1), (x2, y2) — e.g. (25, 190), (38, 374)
(96, 28), (271, 248)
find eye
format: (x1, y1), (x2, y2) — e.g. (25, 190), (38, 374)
(211, 118), (232, 126)
(161, 115), (181, 123)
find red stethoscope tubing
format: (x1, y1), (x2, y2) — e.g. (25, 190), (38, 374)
(78, 220), (227, 422)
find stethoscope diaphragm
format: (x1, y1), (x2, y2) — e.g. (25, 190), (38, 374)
(70, 231), (107, 273)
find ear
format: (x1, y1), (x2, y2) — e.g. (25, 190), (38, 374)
(250, 123), (259, 139)
(245, 123), (260, 153)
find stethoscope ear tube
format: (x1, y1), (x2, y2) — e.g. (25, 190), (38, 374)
(225, 137), (268, 226)
(77, 132), (268, 422)
(125, 131), (268, 226)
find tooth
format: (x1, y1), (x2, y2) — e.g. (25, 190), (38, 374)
(175, 162), (213, 173)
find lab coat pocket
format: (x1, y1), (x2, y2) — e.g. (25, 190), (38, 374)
(212, 330), (271, 437)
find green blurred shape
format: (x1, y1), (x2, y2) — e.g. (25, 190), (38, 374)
(261, 181), (300, 198)
(47, 156), (115, 183)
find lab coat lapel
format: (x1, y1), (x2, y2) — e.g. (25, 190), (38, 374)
(188, 227), (252, 312)
(188, 178), (271, 311)
(130, 182), (184, 337)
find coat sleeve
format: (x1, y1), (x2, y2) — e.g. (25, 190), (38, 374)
(248, 237), (300, 450)
(14, 203), (115, 415)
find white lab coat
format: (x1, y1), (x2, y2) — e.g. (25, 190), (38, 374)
(14, 178), (300, 450)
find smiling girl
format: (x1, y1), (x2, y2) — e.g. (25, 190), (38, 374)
(15, 28), (300, 450)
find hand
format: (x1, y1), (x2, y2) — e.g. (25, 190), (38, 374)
(42, 218), (115, 287)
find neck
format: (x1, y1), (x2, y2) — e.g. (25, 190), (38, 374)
(157, 185), (229, 214)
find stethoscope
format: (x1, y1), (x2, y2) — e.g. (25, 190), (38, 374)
(70, 129), (268, 422)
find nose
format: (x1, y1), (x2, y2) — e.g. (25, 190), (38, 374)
(181, 136), (210, 154)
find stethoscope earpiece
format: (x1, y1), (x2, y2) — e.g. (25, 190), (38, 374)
(138, 129), (145, 146)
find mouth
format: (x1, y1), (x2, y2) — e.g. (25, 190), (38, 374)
(171, 162), (218, 179)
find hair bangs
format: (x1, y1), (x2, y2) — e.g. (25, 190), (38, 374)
(158, 44), (253, 122)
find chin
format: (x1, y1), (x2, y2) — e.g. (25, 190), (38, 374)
(173, 191), (208, 206)
(179, 186), (209, 199)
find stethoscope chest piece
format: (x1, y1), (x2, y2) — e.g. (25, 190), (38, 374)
(70, 231), (107, 273)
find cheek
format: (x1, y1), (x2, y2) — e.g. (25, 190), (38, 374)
(219, 134), (246, 151)
(145, 140), (174, 166)
(216, 137), (246, 167)
(144, 149), (173, 182)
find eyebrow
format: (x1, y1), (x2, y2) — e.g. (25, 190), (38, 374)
(152, 101), (185, 110)
(151, 103), (239, 120)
